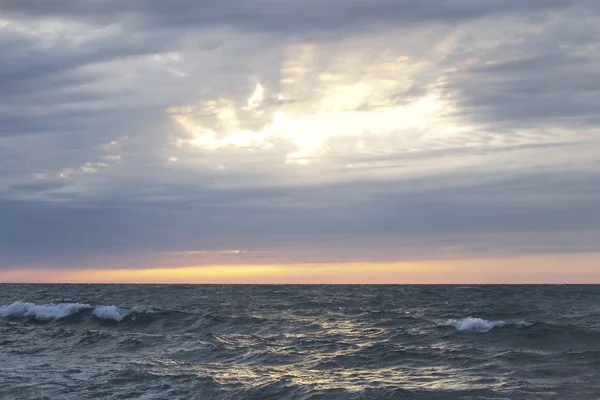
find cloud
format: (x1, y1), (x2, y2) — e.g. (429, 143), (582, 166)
(1, 0), (599, 271)
(1, 0), (594, 34)
(2, 166), (599, 269)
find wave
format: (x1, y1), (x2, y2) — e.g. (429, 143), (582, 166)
(93, 305), (157, 321)
(448, 317), (533, 332)
(0, 301), (158, 322)
(0, 301), (92, 320)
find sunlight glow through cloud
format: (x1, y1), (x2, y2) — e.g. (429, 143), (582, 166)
(167, 43), (474, 164)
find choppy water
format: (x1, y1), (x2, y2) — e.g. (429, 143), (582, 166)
(1, 285), (600, 399)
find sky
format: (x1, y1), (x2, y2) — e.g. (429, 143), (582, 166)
(1, 0), (599, 283)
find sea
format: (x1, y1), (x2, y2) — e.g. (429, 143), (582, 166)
(1, 284), (600, 399)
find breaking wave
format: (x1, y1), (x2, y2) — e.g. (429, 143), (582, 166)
(93, 305), (157, 321)
(0, 301), (91, 320)
(448, 317), (533, 332)
(0, 301), (157, 322)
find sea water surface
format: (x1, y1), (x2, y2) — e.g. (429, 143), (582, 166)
(1, 285), (600, 399)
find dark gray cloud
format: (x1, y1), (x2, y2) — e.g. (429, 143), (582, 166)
(1, 0), (599, 271)
(448, 34), (600, 129)
(2, 167), (599, 268)
(0, 0), (594, 33)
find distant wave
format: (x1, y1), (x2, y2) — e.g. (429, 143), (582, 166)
(0, 301), (157, 322)
(0, 301), (92, 320)
(448, 317), (533, 332)
(93, 305), (157, 321)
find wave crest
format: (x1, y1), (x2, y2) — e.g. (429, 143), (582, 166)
(0, 301), (92, 320)
(0, 302), (158, 322)
(93, 305), (157, 321)
(93, 305), (132, 321)
(449, 317), (533, 332)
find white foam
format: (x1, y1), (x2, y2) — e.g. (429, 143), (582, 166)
(130, 305), (158, 314)
(0, 301), (91, 320)
(92, 305), (157, 321)
(0, 302), (160, 322)
(92, 305), (131, 321)
(513, 320), (534, 328)
(449, 317), (532, 332)
(452, 317), (506, 332)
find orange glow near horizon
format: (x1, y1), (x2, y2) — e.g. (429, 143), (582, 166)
(1, 254), (599, 284)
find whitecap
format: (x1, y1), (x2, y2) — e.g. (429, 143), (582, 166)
(513, 320), (534, 328)
(92, 305), (158, 321)
(448, 317), (532, 332)
(0, 301), (161, 322)
(130, 305), (159, 314)
(0, 301), (91, 320)
(92, 305), (132, 321)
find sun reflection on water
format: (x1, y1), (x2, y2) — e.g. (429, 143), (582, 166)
(141, 310), (508, 394)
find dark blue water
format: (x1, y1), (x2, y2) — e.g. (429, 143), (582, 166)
(1, 285), (600, 399)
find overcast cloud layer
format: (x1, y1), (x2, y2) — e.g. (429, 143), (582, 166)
(1, 0), (599, 270)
